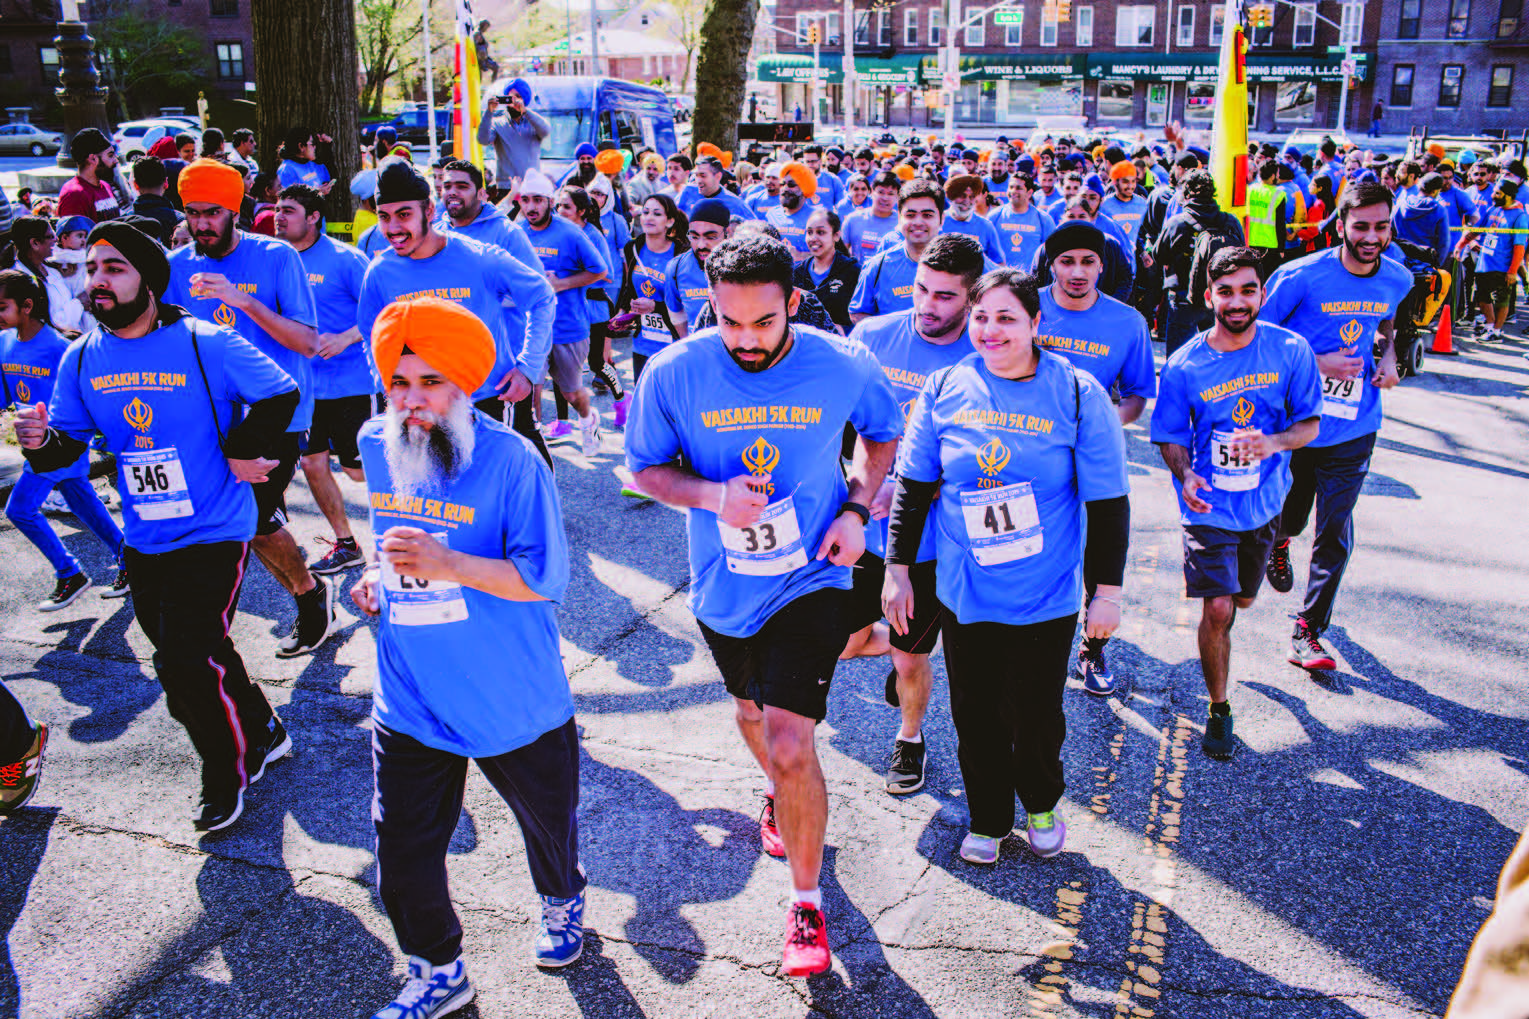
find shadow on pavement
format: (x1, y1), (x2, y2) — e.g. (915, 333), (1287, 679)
(0, 806), (58, 1018)
(3, 607), (160, 744)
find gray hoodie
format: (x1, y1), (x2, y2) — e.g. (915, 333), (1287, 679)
(477, 106), (552, 186)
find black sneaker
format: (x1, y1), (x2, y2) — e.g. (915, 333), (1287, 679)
(885, 738), (927, 795)
(193, 783), (245, 832)
(884, 667), (900, 707)
(1266, 541), (1294, 594)
(310, 538), (364, 576)
(99, 566), (130, 599)
(0, 723), (47, 814)
(245, 716), (292, 786)
(37, 572), (90, 612)
(276, 578), (337, 658)
(1202, 712), (1236, 761)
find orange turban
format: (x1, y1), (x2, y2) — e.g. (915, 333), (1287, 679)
(895, 164), (915, 181)
(1427, 142), (1447, 158)
(371, 297), (496, 396)
(1109, 160), (1138, 180)
(697, 142), (723, 160)
(720, 150), (734, 170)
(780, 161), (818, 198)
(178, 158), (245, 213)
(595, 149), (624, 175)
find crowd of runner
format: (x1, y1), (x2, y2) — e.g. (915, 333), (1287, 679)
(0, 82), (1524, 1018)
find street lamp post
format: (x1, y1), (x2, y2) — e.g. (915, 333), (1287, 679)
(52, 8), (112, 171)
(843, 0), (856, 143)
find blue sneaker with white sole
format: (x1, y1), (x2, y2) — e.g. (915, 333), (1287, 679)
(535, 889), (585, 967)
(370, 956), (473, 1019)
(1077, 649), (1118, 696)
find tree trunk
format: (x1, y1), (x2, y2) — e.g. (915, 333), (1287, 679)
(691, 0), (757, 157)
(252, 0), (362, 221)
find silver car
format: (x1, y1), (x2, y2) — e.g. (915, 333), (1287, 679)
(0, 123), (63, 157)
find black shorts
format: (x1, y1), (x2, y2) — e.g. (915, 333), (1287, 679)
(253, 432), (303, 537)
(1475, 270), (1513, 309)
(696, 586), (849, 722)
(1183, 520), (1280, 600)
(846, 552), (945, 655)
(304, 393), (382, 469)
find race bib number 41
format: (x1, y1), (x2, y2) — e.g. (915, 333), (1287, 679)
(121, 447), (193, 520)
(960, 482), (1043, 566)
(718, 496), (808, 576)
(1321, 374), (1363, 420)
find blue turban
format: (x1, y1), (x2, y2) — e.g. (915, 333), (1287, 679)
(502, 77), (532, 105)
(574, 142), (598, 160)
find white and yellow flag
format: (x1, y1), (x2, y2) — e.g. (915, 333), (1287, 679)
(454, 0), (484, 168)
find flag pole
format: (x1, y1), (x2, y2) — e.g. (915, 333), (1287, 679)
(422, 0), (439, 161)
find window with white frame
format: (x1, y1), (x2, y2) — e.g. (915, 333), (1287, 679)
(1293, 1), (1317, 44)
(929, 8), (943, 44)
(1210, 4), (1225, 43)
(795, 13), (812, 40)
(879, 9), (892, 43)
(1177, 5), (1195, 45)
(1007, 10), (1024, 44)
(966, 5), (984, 45)
(827, 12), (842, 43)
(905, 8), (919, 44)
(1041, 7), (1058, 44)
(1076, 5), (1093, 44)
(1339, 1), (1363, 44)
(1116, 5), (1155, 45)
(855, 9), (871, 43)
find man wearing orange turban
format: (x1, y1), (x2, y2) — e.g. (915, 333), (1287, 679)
(166, 158), (339, 661)
(352, 294), (587, 1010)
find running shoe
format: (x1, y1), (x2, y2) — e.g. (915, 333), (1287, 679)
(534, 890), (586, 968)
(276, 578), (336, 658)
(1025, 811), (1067, 858)
(759, 795), (786, 858)
(1288, 619), (1337, 671)
(885, 738), (926, 795)
(579, 413), (602, 457)
(193, 782), (244, 832)
(543, 420), (573, 440)
(612, 394), (631, 429)
(38, 572), (90, 612)
(959, 832), (999, 865)
(1202, 711), (1236, 761)
(1077, 649), (1117, 696)
(310, 537), (364, 575)
(0, 722), (47, 814)
(245, 716), (292, 786)
(369, 956), (474, 1019)
(100, 566), (130, 599)
(1266, 540), (1294, 593)
(781, 903), (830, 976)
(884, 667), (899, 707)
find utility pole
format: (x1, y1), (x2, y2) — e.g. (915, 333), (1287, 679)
(812, 22), (822, 123)
(942, 0), (958, 147)
(421, 0), (438, 160)
(591, 0), (600, 75)
(843, 0), (856, 142)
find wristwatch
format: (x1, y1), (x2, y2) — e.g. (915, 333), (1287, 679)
(838, 501), (871, 525)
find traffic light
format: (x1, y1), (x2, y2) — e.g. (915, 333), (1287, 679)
(1249, 4), (1274, 28)
(1056, 0), (1071, 22)
(807, 23), (821, 44)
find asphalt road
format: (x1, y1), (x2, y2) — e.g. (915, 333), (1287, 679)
(1, 314), (1526, 1019)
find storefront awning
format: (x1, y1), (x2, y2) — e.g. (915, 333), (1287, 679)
(756, 52), (844, 84)
(1086, 51), (1372, 83)
(920, 53), (1087, 83)
(1248, 52), (1372, 83)
(856, 53), (923, 85)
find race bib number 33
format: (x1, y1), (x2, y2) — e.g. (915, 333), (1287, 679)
(718, 496), (808, 576)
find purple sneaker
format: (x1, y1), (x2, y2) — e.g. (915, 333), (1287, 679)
(613, 395), (630, 429)
(543, 420), (573, 439)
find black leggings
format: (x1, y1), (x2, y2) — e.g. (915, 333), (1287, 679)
(474, 395), (554, 471)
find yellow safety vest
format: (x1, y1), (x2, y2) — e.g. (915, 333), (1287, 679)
(1247, 183), (1284, 249)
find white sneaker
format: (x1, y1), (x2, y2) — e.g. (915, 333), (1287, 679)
(369, 956), (474, 1019)
(579, 413), (601, 457)
(959, 832), (1000, 865)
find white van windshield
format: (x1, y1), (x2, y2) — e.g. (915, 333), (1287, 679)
(540, 109), (593, 162)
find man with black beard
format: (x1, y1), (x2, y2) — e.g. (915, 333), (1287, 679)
(165, 159), (336, 658)
(16, 221), (301, 831)
(626, 236), (902, 977)
(352, 297), (584, 1016)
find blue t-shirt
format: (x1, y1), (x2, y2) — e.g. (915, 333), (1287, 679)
(1036, 288), (1157, 401)
(167, 232), (318, 432)
(1476, 203), (1529, 272)
(1099, 193), (1149, 251)
(835, 196), (871, 218)
(297, 236), (377, 400)
(438, 203), (541, 271)
(579, 221), (613, 299)
(746, 191), (782, 217)
(842, 209), (899, 264)
(624, 325), (903, 637)
(358, 233), (556, 397)
(523, 217), (609, 346)
(359, 412), (574, 758)
(630, 241), (679, 358)
(849, 310), (971, 561)
(357, 225), (391, 260)
(1440, 185), (1477, 232)
(661, 250), (712, 328)
(941, 213), (1006, 265)
(600, 214), (631, 289)
(676, 186), (756, 222)
(48, 316), (296, 553)
(277, 159), (331, 190)
(899, 351), (1129, 626)
(815, 171), (845, 209)
(1, 325), (88, 481)
(989, 204), (1057, 269)
(766, 203), (816, 256)
(1151, 322), (1323, 532)
(848, 245), (920, 318)
(1262, 247), (1414, 447)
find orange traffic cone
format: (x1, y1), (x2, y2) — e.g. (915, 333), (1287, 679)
(1432, 305), (1458, 355)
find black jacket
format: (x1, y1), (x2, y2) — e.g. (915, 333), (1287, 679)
(791, 251), (860, 334)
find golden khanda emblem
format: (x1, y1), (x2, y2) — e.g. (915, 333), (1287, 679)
(1232, 397), (1256, 429)
(213, 303), (237, 329)
(741, 436), (780, 476)
(14, 380), (30, 405)
(900, 397), (917, 424)
(123, 397), (153, 433)
(976, 437), (1010, 477)
(1339, 318), (1364, 352)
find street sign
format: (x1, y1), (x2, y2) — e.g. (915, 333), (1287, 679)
(1327, 45), (1346, 53)
(994, 10), (1023, 24)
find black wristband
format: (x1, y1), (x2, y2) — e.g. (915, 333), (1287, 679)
(838, 501), (870, 526)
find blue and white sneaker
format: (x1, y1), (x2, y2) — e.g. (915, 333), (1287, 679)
(370, 956), (473, 1019)
(1077, 650), (1118, 696)
(534, 890), (585, 968)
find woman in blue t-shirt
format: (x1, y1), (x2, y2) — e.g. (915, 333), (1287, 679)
(792, 208), (859, 335)
(883, 267), (1130, 868)
(614, 195), (688, 391)
(275, 126), (333, 194)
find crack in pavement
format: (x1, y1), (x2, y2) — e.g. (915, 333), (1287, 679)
(565, 577), (693, 682)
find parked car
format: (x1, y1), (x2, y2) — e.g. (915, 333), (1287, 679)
(360, 106), (456, 148)
(113, 118), (197, 160)
(0, 123), (63, 157)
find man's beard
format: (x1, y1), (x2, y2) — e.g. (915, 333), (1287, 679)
(382, 396), (477, 496)
(91, 284), (153, 330)
(781, 192), (800, 210)
(727, 325), (790, 373)
(1215, 306), (1256, 335)
(194, 218), (236, 258)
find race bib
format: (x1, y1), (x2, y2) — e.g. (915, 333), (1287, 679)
(640, 311), (670, 346)
(960, 482), (1043, 566)
(718, 496), (807, 576)
(1321, 374), (1364, 420)
(94, 197), (118, 213)
(379, 533), (469, 626)
(1211, 429), (1260, 492)
(121, 447), (193, 520)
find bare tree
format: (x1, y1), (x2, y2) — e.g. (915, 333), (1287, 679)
(640, 0), (706, 90)
(252, 0), (362, 220)
(691, 0), (758, 155)
(356, 0), (423, 115)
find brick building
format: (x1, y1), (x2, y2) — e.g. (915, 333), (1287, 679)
(1373, 0), (1528, 136)
(0, 0), (255, 123)
(761, 0), (1381, 133)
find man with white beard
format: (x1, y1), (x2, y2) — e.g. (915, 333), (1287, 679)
(351, 297), (585, 1019)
